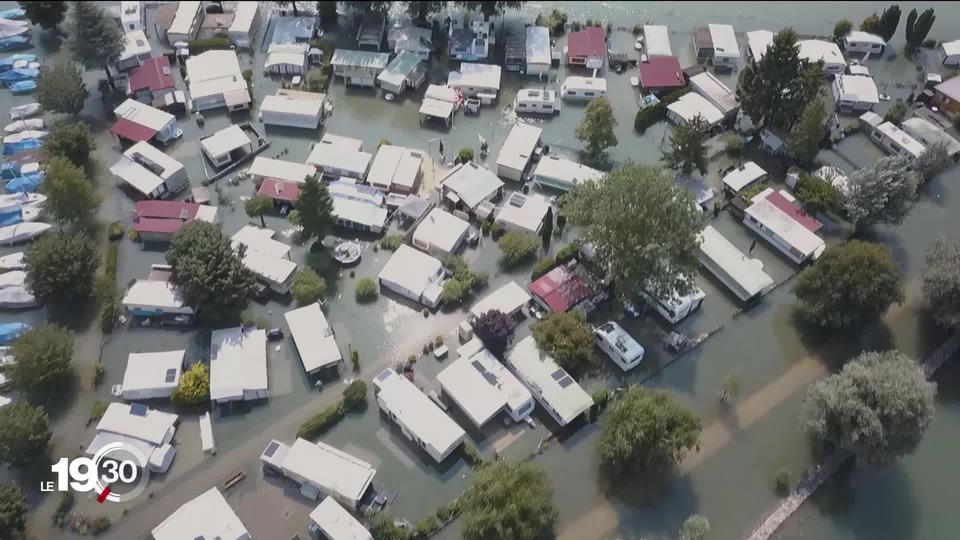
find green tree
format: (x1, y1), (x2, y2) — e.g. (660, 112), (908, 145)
(842, 155), (918, 231)
(275, 0), (299, 16)
(802, 350), (935, 465)
(904, 8), (936, 52)
(317, 0), (338, 24)
(40, 157), (100, 227)
(787, 94), (827, 164)
(473, 309), (514, 358)
(19, 1), (67, 31)
(497, 231), (540, 268)
(0, 402), (52, 468)
(172, 363), (210, 407)
(662, 116), (708, 175)
(795, 173), (840, 214)
(0, 482), (27, 538)
(575, 97), (618, 163)
(736, 28), (824, 129)
(860, 13), (880, 33)
(461, 460), (557, 540)
(560, 163), (703, 299)
(456, 1), (526, 19)
(541, 206), (554, 248)
(441, 279), (468, 305)
(679, 514), (711, 540)
(296, 175), (335, 244)
(915, 140), (950, 183)
(833, 19), (853, 40)
(342, 379), (367, 410)
(64, 1), (125, 89)
(166, 222), (256, 324)
(355, 277), (378, 302)
(36, 61), (88, 116)
(597, 386), (702, 473)
(244, 195), (273, 227)
(876, 5), (902, 41)
(457, 147), (475, 164)
(8, 324), (73, 401)
(43, 121), (95, 167)
(883, 99), (908, 123)
(922, 236), (960, 331)
(405, 1), (445, 23)
(24, 234), (99, 305)
(793, 240), (904, 329)
(291, 267), (327, 305)
(531, 311), (594, 374)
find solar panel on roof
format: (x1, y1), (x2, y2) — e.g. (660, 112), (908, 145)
(130, 403), (148, 417)
(557, 376), (574, 388)
(550, 369), (567, 382)
(164, 368), (177, 383)
(375, 369), (392, 382)
(263, 441), (279, 457)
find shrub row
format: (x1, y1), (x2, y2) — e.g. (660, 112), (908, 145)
(187, 38), (231, 55)
(297, 380), (368, 439)
(634, 86), (691, 132)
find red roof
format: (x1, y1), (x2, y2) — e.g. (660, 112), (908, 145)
(133, 200), (201, 221)
(766, 191), (823, 233)
(567, 27), (607, 59)
(133, 217), (186, 235)
(111, 118), (157, 142)
(637, 56), (685, 89)
(528, 266), (592, 312)
(257, 179), (300, 203)
(128, 56), (175, 94)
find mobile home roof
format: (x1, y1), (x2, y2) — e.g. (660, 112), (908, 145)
(469, 281), (531, 319)
(121, 350), (184, 395)
(309, 497), (372, 540)
(95, 402), (177, 446)
(643, 25), (673, 57)
(373, 368), (465, 457)
(122, 280), (193, 313)
(708, 24), (740, 58)
(506, 336), (592, 425)
(280, 438), (376, 505)
(167, 1), (201, 37)
(248, 156), (315, 184)
(532, 155), (604, 189)
(745, 189), (826, 260)
(496, 122), (542, 174)
(152, 488), (248, 540)
(722, 161), (767, 192)
(285, 303), (342, 373)
(698, 225), (775, 300)
(437, 342), (532, 428)
(209, 327), (268, 402)
(746, 30), (774, 60)
(526, 26), (551, 65)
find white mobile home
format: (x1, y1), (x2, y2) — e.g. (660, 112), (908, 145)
(437, 339), (535, 428)
(201, 125), (253, 168)
(667, 92), (725, 128)
(261, 438), (376, 508)
(645, 287), (706, 325)
(439, 161), (505, 215)
(259, 93), (324, 129)
(939, 40), (960, 67)
(902, 117), (960, 158)
(165, 0), (202, 44)
(308, 498), (372, 540)
(412, 208), (469, 257)
(228, 2), (261, 49)
(86, 402), (178, 473)
(329, 181), (388, 233)
(689, 71), (739, 118)
(377, 50), (427, 94)
(242, 250), (297, 294)
(373, 368), (466, 463)
(285, 303), (342, 375)
(209, 327), (268, 404)
(469, 281), (531, 322)
(447, 63), (502, 98)
(119, 350), (184, 400)
(506, 336), (593, 427)
(722, 161), (767, 194)
(117, 30), (152, 72)
(306, 135), (372, 181)
(842, 31), (886, 55)
(331, 49), (390, 88)
(870, 121), (926, 160)
(185, 50), (251, 112)
(797, 40), (847, 75)
(366, 144), (423, 193)
(743, 188), (826, 265)
(560, 76), (607, 101)
(265, 43), (309, 75)
(121, 280), (193, 318)
(496, 123), (542, 181)
(152, 488), (249, 540)
(746, 30), (774, 60)
(532, 155), (604, 192)
(378, 245), (445, 308)
(248, 156), (315, 185)
(707, 24), (740, 69)
(120, 1), (144, 33)
(698, 225), (775, 302)
(513, 89), (561, 115)
(112, 98), (178, 146)
(232, 225), (292, 259)
(526, 26), (551, 78)
(495, 192), (550, 235)
(111, 141), (189, 199)
(643, 25), (673, 57)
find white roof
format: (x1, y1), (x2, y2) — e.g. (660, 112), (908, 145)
(438, 340), (532, 427)
(120, 1), (141, 26)
(248, 157), (315, 183)
(859, 110), (883, 127)
(120, 30), (151, 61)
(834, 74), (880, 105)
(285, 303), (342, 373)
(114, 98), (174, 132)
(260, 94), (323, 119)
(643, 25), (672, 57)
(113, 140), (184, 194)
(746, 30), (774, 60)
(848, 64), (870, 76)
(320, 133), (363, 151)
(441, 162), (504, 210)
(668, 92), (724, 126)
(722, 161), (767, 192)
(265, 51), (307, 70)
(689, 72), (738, 115)
(367, 145), (423, 190)
(561, 76), (607, 93)
(209, 327), (268, 402)
(424, 84), (460, 103)
(496, 123), (542, 174)
(185, 50), (248, 102)
(745, 189), (825, 259)
(373, 368), (465, 454)
(109, 159), (161, 196)
(419, 98), (455, 119)
(448, 63), (502, 91)
(307, 142), (372, 177)
(201, 125), (250, 159)
(708, 24), (740, 59)
(242, 250), (297, 287)
(122, 280), (193, 313)
(232, 225), (291, 259)
(495, 192), (550, 234)
(797, 40), (846, 69)
(942, 39), (960, 57)
(121, 350), (184, 395)
(378, 245), (444, 297)
(698, 225), (775, 300)
(331, 185), (388, 229)
(167, 1), (201, 36)
(532, 155), (604, 189)
(874, 122), (926, 159)
(277, 438), (376, 504)
(152, 488), (249, 540)
(229, 2), (258, 35)
(93, 402), (177, 446)
(506, 337), (593, 425)
(902, 117), (960, 156)
(469, 281), (531, 318)
(846, 31), (886, 45)
(310, 498), (372, 540)
(414, 208), (469, 253)
(526, 26), (551, 65)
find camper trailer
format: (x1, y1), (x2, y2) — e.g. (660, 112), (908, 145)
(560, 77), (607, 100)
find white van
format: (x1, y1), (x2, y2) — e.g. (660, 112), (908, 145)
(514, 88), (561, 115)
(594, 322), (644, 371)
(646, 287), (706, 325)
(842, 31), (886, 55)
(560, 76), (607, 101)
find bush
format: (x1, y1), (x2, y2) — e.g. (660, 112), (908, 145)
(490, 221), (505, 240)
(242, 69), (252, 86)
(738, 182), (768, 204)
(724, 134), (744, 156)
(535, 9), (568, 35)
(457, 147), (475, 164)
(922, 38), (937, 49)
(188, 38), (231, 55)
(100, 295), (117, 333)
(497, 232), (540, 268)
(570, 20), (582, 32)
(351, 349), (360, 373)
(355, 278), (378, 303)
(89, 401), (109, 423)
(342, 380), (367, 410)
(107, 222), (124, 241)
(171, 363), (210, 407)
(592, 389), (611, 413)
(380, 234), (403, 251)
(378, 138), (392, 147)
(89, 516), (111, 535)
(415, 515), (441, 537)
(291, 267), (327, 305)
(462, 442), (486, 468)
(531, 258), (556, 280)
(775, 468), (792, 496)
(308, 39), (335, 64)
(297, 403), (345, 439)
(94, 362), (106, 386)
(306, 67), (329, 93)
(632, 24), (643, 35)
(127, 228), (139, 242)
(441, 279), (468, 305)
(554, 243), (579, 265)
(52, 491), (74, 528)
(634, 87), (690, 132)
(473, 271), (489, 290)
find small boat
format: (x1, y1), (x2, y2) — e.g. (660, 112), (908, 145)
(2, 137), (41, 155)
(3, 118), (42, 133)
(0, 67), (37, 85)
(0, 322), (29, 344)
(0, 53), (33, 72)
(0, 36), (30, 51)
(4, 172), (43, 193)
(3, 130), (45, 143)
(0, 221), (50, 245)
(0, 25), (28, 41)
(0, 252), (25, 271)
(0, 192), (45, 211)
(0, 273), (37, 308)
(0, 270), (26, 288)
(0, 9), (26, 20)
(8, 102), (39, 119)
(8, 80), (35, 94)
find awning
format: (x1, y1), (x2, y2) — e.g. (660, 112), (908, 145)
(223, 88), (251, 108)
(111, 118), (156, 142)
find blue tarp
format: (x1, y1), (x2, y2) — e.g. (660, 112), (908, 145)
(0, 53), (35, 72)
(0, 322), (30, 344)
(0, 37), (29, 51)
(2, 138), (41, 155)
(0, 210), (22, 226)
(0, 9), (26, 20)
(8, 80), (35, 93)
(0, 162), (18, 179)
(0, 67), (37, 84)
(5, 172), (42, 192)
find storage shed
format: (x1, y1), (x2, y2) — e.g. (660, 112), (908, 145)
(209, 327), (268, 404)
(495, 122), (542, 181)
(331, 49), (390, 88)
(377, 50), (427, 94)
(120, 350), (184, 400)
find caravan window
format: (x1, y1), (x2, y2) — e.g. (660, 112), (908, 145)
(584, 91), (595, 97)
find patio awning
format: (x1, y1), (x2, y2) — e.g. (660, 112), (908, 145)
(223, 88), (251, 107)
(111, 118), (156, 142)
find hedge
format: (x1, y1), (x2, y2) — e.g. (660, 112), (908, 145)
(554, 243), (579, 265)
(634, 86), (691, 132)
(297, 402), (345, 439)
(531, 258), (555, 280)
(188, 38), (231, 55)
(308, 39), (335, 64)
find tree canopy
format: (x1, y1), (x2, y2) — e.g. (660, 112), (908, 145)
(44, 121), (95, 167)
(172, 363), (209, 407)
(244, 195), (273, 227)
(662, 116), (708, 176)
(0, 482), (27, 538)
(560, 163), (703, 299)
(915, 140), (950, 184)
(24, 233), (99, 306)
(0, 402), (52, 468)
(36, 61), (88, 116)
(575, 97), (617, 162)
(597, 386), (702, 473)
(795, 173), (841, 215)
(296, 175), (335, 244)
(904, 8), (936, 51)
(736, 28), (824, 129)
(875, 5), (902, 41)
(531, 311), (595, 375)
(19, 1), (67, 30)
(291, 267), (327, 305)
(787, 94), (827, 164)
(679, 514), (711, 540)
(405, 1), (445, 22)
(802, 350), (935, 465)
(166, 222), (256, 324)
(497, 231), (540, 268)
(833, 19), (853, 41)
(41, 157), (100, 227)
(64, 0), (125, 87)
(473, 310), (514, 358)
(793, 240), (903, 329)
(461, 460), (557, 540)
(922, 236), (960, 331)
(7, 324), (73, 401)
(842, 155), (918, 230)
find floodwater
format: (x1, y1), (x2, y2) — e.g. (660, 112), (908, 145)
(1, 1), (959, 540)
